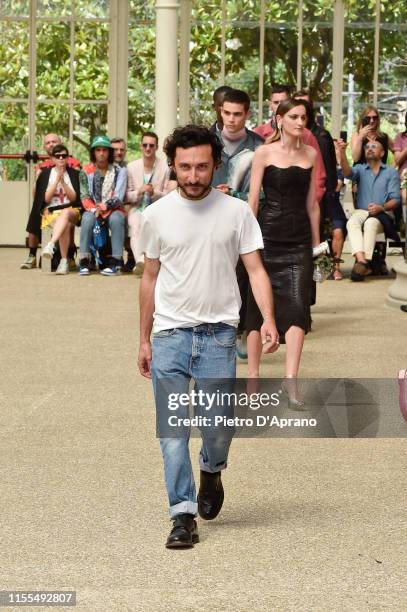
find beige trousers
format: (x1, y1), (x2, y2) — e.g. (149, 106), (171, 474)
(346, 209), (384, 261)
(127, 207), (144, 263)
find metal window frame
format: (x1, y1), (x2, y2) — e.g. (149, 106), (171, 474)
(0, 0), (115, 166)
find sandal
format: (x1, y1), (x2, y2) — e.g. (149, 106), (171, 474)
(333, 269), (343, 280)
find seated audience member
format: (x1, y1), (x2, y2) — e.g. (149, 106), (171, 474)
(338, 139), (401, 281)
(37, 144), (82, 274)
(111, 137), (128, 167)
(21, 133), (81, 270)
(394, 111), (407, 221)
(79, 135), (127, 276)
(125, 131), (170, 275)
(351, 105), (394, 164)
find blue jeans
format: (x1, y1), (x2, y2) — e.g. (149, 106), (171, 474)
(151, 323), (237, 518)
(79, 211), (125, 259)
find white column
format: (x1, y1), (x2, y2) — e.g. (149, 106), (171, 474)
(108, 0), (129, 139)
(372, 0), (380, 107)
(179, 0), (191, 125)
(257, 0), (265, 125)
(296, 0), (303, 90)
(331, 0), (345, 138)
(155, 0), (180, 147)
(220, 0), (226, 84)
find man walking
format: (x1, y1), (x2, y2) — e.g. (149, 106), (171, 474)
(138, 125), (279, 549)
(210, 85), (233, 133)
(253, 84), (291, 139)
(211, 89), (264, 358)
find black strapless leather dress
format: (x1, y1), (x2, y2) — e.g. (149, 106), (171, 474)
(246, 165), (313, 338)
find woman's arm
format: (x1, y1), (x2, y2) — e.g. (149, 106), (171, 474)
(44, 177), (60, 203)
(248, 146), (266, 217)
(45, 165), (77, 204)
(350, 125), (371, 162)
(394, 146), (407, 168)
(306, 150), (320, 248)
(387, 135), (395, 154)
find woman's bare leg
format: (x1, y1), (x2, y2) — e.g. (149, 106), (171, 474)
(285, 325), (305, 378)
(50, 209), (77, 244)
(58, 226), (72, 258)
(247, 330), (262, 378)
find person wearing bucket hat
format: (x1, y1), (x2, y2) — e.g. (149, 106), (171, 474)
(78, 134), (128, 275)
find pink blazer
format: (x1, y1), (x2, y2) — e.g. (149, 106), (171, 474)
(126, 157), (170, 205)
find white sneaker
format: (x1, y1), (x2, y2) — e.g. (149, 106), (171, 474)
(55, 258), (69, 275)
(20, 254), (37, 269)
(42, 241), (55, 259)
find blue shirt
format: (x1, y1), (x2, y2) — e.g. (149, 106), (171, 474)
(348, 163), (401, 210)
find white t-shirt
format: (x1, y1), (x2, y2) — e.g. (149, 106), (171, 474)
(139, 188), (264, 332)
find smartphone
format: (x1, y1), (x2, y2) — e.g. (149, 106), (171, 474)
(362, 116), (371, 127)
(340, 130), (347, 142)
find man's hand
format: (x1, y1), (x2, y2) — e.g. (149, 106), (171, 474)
(138, 341), (152, 378)
(260, 320), (280, 354)
(216, 184), (230, 194)
(337, 139), (348, 155)
(367, 203), (383, 216)
(140, 184), (154, 195)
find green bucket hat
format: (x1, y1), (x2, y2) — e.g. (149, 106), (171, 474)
(90, 135), (112, 149)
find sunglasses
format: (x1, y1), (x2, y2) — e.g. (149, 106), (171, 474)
(142, 143), (156, 149)
(54, 153), (68, 159)
(366, 116), (378, 121)
(364, 143), (379, 149)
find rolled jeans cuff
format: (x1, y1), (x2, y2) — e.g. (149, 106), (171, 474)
(199, 458), (228, 473)
(169, 500), (198, 519)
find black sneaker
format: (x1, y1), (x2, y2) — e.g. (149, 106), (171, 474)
(122, 257), (135, 273)
(165, 514), (199, 549)
(79, 257), (90, 276)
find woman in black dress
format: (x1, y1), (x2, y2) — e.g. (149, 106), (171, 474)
(246, 99), (321, 395)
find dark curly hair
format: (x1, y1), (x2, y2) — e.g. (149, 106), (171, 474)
(164, 125), (223, 167)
